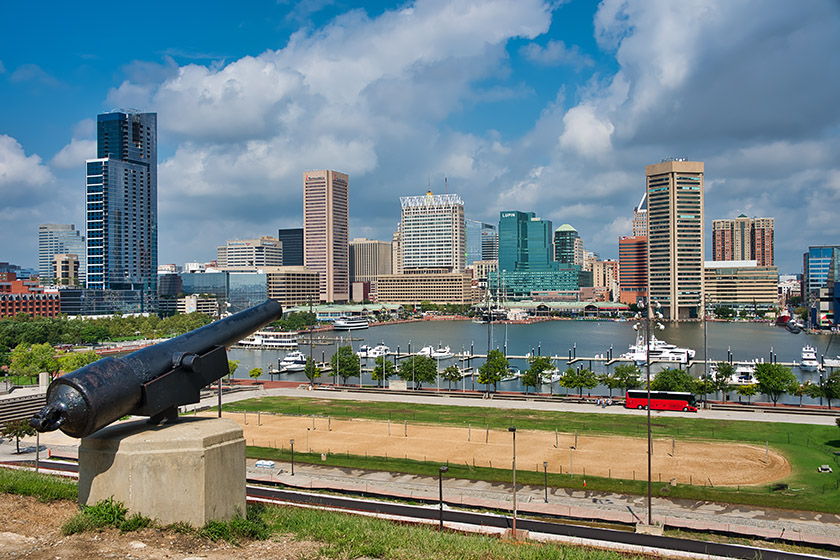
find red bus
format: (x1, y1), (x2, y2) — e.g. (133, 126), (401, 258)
(625, 390), (698, 412)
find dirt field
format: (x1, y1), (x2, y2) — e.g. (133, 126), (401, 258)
(223, 412), (791, 487)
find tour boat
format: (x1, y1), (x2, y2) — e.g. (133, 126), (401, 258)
(236, 330), (299, 349)
(333, 316), (369, 330)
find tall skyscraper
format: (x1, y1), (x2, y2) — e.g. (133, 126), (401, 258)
(399, 191), (465, 273)
(645, 159), (704, 320)
(619, 235), (647, 305)
(465, 219), (497, 266)
(303, 170), (349, 302)
(632, 193), (648, 237)
(803, 245), (840, 301)
(277, 228), (304, 266)
(554, 224), (583, 265)
(712, 215), (775, 266)
(85, 111), (157, 309)
(494, 210), (579, 299)
(38, 223), (85, 284)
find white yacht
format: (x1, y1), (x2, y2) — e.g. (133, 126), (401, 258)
(431, 345), (453, 359)
(333, 316), (369, 330)
(800, 345), (820, 372)
(620, 333), (694, 365)
(417, 345), (435, 357)
(236, 330), (299, 349)
(357, 344), (389, 359)
(501, 367), (521, 382)
(278, 351), (307, 372)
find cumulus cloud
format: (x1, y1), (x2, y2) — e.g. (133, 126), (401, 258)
(10, 64), (61, 87)
(520, 40), (593, 69)
(0, 135), (54, 200)
(50, 138), (96, 169)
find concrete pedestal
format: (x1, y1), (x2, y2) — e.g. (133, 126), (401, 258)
(79, 417), (245, 527)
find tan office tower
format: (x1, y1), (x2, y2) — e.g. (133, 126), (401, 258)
(645, 159), (704, 321)
(303, 170), (349, 302)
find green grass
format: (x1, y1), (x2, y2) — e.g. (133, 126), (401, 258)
(229, 396), (840, 513)
(0, 468), (78, 501)
(62, 497), (153, 535)
(257, 502), (643, 560)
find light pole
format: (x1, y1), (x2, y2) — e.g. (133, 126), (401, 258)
(290, 438), (295, 476)
(508, 426), (517, 537)
(439, 465), (449, 530)
(644, 300), (661, 527)
(543, 461), (548, 503)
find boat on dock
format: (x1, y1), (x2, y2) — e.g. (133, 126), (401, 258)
(800, 345), (820, 372)
(278, 350), (307, 372)
(620, 333), (694, 365)
(431, 345), (453, 359)
(357, 344), (390, 359)
(236, 330), (299, 349)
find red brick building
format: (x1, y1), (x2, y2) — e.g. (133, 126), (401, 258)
(0, 273), (61, 318)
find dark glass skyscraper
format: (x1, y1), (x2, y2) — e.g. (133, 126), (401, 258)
(85, 111), (157, 310)
(278, 228), (304, 266)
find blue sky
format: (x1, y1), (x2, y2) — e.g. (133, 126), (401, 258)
(1, 0), (838, 275)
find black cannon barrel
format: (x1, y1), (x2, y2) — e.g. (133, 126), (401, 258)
(31, 299), (283, 438)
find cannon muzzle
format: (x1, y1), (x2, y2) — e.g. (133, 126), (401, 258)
(31, 299), (283, 438)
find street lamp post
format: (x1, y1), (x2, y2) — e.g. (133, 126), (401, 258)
(508, 426), (517, 537)
(439, 465), (449, 530)
(290, 438), (295, 476)
(543, 461), (548, 503)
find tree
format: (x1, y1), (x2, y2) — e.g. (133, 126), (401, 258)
(9, 343), (59, 382)
(819, 372), (840, 409)
(650, 368), (695, 393)
(712, 362), (734, 400)
(441, 365), (461, 390)
(695, 374), (714, 405)
(795, 380), (813, 407)
(57, 350), (100, 375)
(331, 345), (360, 385)
(249, 367), (262, 381)
(227, 360), (240, 378)
(304, 357), (321, 383)
(2, 419), (36, 454)
(371, 356), (396, 387)
(477, 349), (508, 392)
(714, 306), (735, 319)
(737, 384), (757, 404)
(598, 372), (623, 397)
(397, 354), (437, 388)
(612, 364), (642, 393)
(754, 362), (798, 406)
(521, 356), (553, 394)
(560, 367), (599, 397)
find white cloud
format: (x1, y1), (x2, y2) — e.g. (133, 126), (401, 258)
(0, 135), (54, 193)
(520, 40), (593, 69)
(50, 138), (96, 169)
(10, 64), (61, 87)
(558, 104), (614, 157)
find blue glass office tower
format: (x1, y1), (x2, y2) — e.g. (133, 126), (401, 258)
(465, 220), (497, 266)
(492, 211), (579, 300)
(86, 111), (157, 311)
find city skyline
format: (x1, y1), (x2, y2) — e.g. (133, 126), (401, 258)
(1, 1), (838, 274)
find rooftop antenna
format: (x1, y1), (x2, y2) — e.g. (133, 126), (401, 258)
(445, 176), (448, 194)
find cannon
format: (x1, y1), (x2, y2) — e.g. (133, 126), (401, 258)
(30, 299), (284, 438)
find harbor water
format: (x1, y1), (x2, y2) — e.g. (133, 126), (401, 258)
(229, 319), (840, 404)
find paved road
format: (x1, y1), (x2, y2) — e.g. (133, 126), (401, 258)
(220, 385), (840, 426)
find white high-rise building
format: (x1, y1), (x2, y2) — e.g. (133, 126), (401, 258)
(217, 237), (283, 270)
(399, 191), (465, 273)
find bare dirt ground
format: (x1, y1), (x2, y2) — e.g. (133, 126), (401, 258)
(0, 493), (319, 560)
(229, 412), (791, 486)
